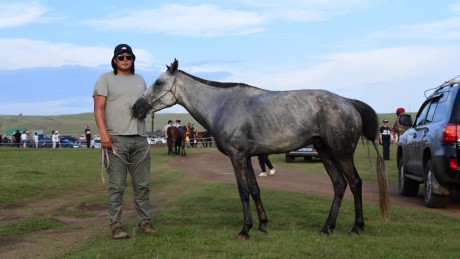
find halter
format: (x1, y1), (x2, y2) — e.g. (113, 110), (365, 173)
(141, 73), (179, 109)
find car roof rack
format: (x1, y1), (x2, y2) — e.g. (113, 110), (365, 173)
(424, 77), (459, 98)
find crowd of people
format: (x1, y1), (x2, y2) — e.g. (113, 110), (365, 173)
(0, 125), (96, 149)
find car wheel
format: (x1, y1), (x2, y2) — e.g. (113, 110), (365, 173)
(398, 155), (419, 196)
(424, 159), (450, 208)
(285, 154), (295, 163)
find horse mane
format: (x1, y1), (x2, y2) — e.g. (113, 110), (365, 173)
(179, 70), (253, 89)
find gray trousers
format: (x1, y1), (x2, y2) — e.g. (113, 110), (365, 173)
(107, 135), (151, 226)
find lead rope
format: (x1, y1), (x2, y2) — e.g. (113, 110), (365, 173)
(100, 145), (150, 184)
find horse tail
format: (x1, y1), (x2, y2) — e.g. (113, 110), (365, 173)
(350, 99), (390, 220)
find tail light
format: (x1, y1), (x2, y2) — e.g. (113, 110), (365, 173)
(442, 124), (460, 143)
(449, 157), (458, 169)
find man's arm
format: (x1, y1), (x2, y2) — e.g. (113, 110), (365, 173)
(94, 95), (112, 149)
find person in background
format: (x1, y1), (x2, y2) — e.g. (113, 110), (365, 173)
(93, 43), (154, 239)
(21, 131), (28, 148)
(13, 130), (21, 147)
(175, 119), (181, 127)
(85, 125), (91, 148)
(163, 120), (173, 140)
(51, 130), (56, 148)
(34, 132), (39, 148)
(185, 122), (192, 148)
(379, 119), (392, 160)
(54, 130), (60, 148)
(257, 155), (276, 176)
(393, 107), (409, 143)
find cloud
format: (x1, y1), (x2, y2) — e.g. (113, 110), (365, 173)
(85, 1), (370, 37)
(372, 17), (460, 40)
(220, 45), (460, 113)
(0, 39), (155, 70)
(238, 0), (371, 21)
(0, 2), (47, 28)
(86, 4), (266, 37)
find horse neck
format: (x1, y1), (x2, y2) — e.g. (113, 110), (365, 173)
(175, 73), (227, 130)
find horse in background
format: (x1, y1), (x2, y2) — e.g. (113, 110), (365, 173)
(166, 126), (186, 156)
(196, 131), (213, 147)
(132, 59), (389, 240)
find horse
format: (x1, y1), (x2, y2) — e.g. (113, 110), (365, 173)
(132, 59), (389, 240)
(196, 130), (213, 147)
(166, 126), (186, 156)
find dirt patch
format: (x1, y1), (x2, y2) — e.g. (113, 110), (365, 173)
(1, 149), (460, 258)
(171, 150), (460, 218)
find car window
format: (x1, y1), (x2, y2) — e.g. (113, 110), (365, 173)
(432, 92), (450, 123)
(415, 101), (431, 126)
(425, 102), (437, 124)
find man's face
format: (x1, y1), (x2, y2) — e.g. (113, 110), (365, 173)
(114, 52), (133, 72)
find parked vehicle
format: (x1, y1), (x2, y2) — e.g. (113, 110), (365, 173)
(91, 139), (101, 148)
(397, 79), (460, 208)
(285, 145), (319, 163)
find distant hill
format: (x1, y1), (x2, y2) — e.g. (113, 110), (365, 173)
(0, 113), (203, 137)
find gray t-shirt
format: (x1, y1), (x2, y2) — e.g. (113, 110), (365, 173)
(93, 72), (147, 136)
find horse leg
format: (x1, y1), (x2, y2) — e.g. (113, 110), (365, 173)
(181, 139), (187, 156)
(167, 138), (173, 155)
(174, 139), (179, 155)
(228, 154), (255, 240)
(341, 161), (364, 235)
(245, 157), (269, 233)
(315, 145), (348, 235)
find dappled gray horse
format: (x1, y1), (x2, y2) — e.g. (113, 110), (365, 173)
(132, 59), (389, 240)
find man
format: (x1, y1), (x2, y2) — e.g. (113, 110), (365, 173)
(393, 107), (409, 143)
(93, 43), (154, 239)
(163, 120), (173, 139)
(379, 119), (392, 160)
(85, 125), (91, 148)
(13, 130), (21, 147)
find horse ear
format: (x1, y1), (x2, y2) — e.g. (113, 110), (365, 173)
(169, 59), (178, 74)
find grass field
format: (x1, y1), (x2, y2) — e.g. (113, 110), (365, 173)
(0, 145), (459, 258)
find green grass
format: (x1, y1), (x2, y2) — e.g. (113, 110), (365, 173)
(0, 218), (67, 238)
(1, 146), (457, 258)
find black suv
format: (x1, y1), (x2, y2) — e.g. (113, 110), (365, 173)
(397, 80), (460, 208)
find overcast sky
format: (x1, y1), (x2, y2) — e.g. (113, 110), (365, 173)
(2, 1), (460, 115)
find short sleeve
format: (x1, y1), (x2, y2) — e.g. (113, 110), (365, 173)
(93, 74), (109, 97)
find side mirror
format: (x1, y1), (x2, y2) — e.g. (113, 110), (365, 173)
(399, 114), (412, 126)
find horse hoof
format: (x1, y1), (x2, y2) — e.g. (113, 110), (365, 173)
(257, 228), (267, 234)
(235, 234), (250, 241)
(319, 231), (329, 237)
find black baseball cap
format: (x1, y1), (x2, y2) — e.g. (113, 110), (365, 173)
(114, 44), (135, 57)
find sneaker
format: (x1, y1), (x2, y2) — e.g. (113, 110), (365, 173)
(111, 224), (129, 239)
(258, 172), (267, 177)
(138, 220), (155, 234)
(269, 169), (276, 176)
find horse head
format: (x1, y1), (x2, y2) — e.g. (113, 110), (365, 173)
(132, 59), (180, 119)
